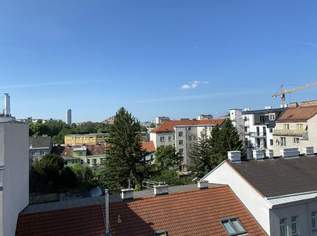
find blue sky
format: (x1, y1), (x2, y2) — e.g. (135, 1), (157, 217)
(1, 0), (317, 122)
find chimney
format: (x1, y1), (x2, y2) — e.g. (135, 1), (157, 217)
(120, 188), (134, 201)
(197, 180), (209, 189)
(228, 151), (241, 163)
(266, 149), (274, 159)
(303, 146), (314, 156)
(253, 150), (265, 160)
(104, 189), (110, 236)
(281, 148), (300, 158)
(154, 184), (169, 196)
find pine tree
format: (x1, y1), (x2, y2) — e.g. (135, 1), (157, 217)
(102, 107), (149, 191)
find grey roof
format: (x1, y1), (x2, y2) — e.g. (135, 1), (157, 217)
(242, 108), (285, 115)
(229, 156), (317, 197)
(30, 136), (52, 149)
(22, 183), (221, 215)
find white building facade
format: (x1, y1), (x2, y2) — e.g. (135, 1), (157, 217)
(230, 107), (284, 159)
(203, 152), (317, 236)
(0, 119), (29, 236)
(150, 119), (224, 172)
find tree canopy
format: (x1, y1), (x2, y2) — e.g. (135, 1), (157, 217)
(190, 119), (243, 178)
(101, 107), (151, 191)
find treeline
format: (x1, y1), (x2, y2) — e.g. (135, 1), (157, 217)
(30, 154), (97, 193)
(29, 120), (111, 144)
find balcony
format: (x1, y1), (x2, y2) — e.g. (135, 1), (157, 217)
(273, 129), (307, 137)
(247, 132), (267, 138)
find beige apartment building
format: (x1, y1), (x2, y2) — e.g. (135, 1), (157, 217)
(273, 101), (317, 156)
(64, 133), (107, 145)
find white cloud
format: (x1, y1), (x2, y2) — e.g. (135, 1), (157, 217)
(180, 80), (209, 90)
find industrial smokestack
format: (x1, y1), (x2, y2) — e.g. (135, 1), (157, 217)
(3, 93), (10, 116)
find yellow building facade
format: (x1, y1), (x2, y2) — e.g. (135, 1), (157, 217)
(64, 133), (107, 145)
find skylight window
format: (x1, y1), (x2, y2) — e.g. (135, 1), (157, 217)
(222, 218), (247, 236)
(154, 230), (168, 236)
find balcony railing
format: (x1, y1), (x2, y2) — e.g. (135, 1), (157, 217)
(273, 129), (307, 137)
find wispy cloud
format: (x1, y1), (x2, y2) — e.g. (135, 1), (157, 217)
(180, 80), (209, 90)
(136, 90), (267, 104)
(0, 80), (104, 90)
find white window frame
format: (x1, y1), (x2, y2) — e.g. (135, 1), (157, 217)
(280, 218), (288, 236)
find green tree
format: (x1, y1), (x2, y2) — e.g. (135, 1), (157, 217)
(101, 107), (150, 191)
(189, 119), (243, 178)
(154, 145), (182, 171)
(189, 135), (214, 178)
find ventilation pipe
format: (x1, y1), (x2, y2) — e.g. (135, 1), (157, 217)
(105, 189), (111, 236)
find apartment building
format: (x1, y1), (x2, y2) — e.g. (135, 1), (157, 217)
(230, 107), (284, 158)
(273, 101), (317, 157)
(29, 136), (52, 162)
(203, 151), (317, 236)
(64, 133), (107, 145)
(0, 118), (29, 236)
(150, 119), (225, 172)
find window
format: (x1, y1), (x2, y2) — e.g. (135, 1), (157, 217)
(269, 114), (276, 121)
(293, 138), (300, 144)
(263, 127), (267, 136)
(178, 140), (183, 145)
(222, 218), (246, 236)
(178, 131), (183, 137)
(188, 127), (191, 131)
(168, 136), (172, 142)
(270, 128), (273, 133)
(312, 211), (317, 230)
(280, 137), (287, 146)
(256, 127), (260, 136)
(284, 124), (290, 130)
(280, 218), (287, 236)
(244, 127), (248, 132)
(178, 148), (183, 154)
(297, 124), (304, 130)
(160, 136), (165, 143)
(270, 139), (274, 146)
(291, 216), (298, 235)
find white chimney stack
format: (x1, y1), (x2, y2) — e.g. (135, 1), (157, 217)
(121, 188), (134, 200)
(228, 151), (241, 162)
(281, 148), (300, 158)
(154, 184), (169, 196)
(197, 180), (209, 189)
(3, 93), (10, 116)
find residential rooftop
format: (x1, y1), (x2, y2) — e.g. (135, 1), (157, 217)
(29, 136), (52, 149)
(277, 103), (317, 123)
(228, 155), (317, 198)
(242, 107), (285, 115)
(151, 118), (225, 133)
(16, 184), (266, 236)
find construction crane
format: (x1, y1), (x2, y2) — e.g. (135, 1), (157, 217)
(272, 82), (317, 107)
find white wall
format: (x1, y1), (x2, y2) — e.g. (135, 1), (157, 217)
(203, 162), (271, 234)
(0, 122), (29, 236)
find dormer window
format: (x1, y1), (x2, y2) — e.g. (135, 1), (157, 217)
(221, 218), (246, 236)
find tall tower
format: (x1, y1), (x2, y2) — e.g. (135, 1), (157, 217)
(3, 93), (10, 116)
(66, 109), (72, 125)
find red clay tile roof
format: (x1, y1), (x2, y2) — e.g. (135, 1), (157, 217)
(16, 186), (266, 236)
(277, 104), (317, 123)
(16, 205), (105, 236)
(141, 141), (156, 153)
(151, 119), (225, 133)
